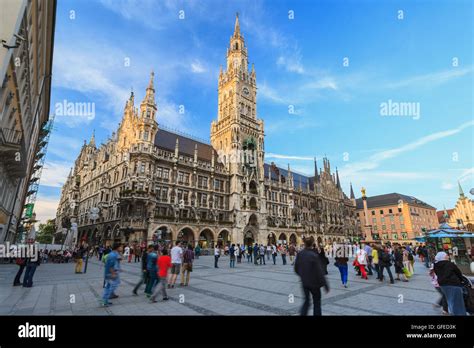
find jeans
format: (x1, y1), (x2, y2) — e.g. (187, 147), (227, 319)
(259, 255), (265, 265)
(301, 287), (322, 316)
(102, 277), (120, 304)
(424, 255), (430, 268)
(145, 271), (158, 294)
(374, 263), (380, 279)
(254, 254), (259, 265)
(151, 276), (168, 300)
(379, 264), (394, 283)
(22, 264), (37, 287)
(440, 285), (467, 316)
(282, 255), (287, 265)
(266, 251), (271, 260)
(272, 254), (277, 265)
(337, 264), (348, 285)
(435, 287), (448, 312)
(133, 271), (148, 293)
(214, 255), (219, 268)
(230, 258), (235, 268)
(14, 264), (25, 285)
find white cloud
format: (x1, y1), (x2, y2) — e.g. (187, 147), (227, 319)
(387, 67), (473, 89)
(191, 61), (206, 73)
(343, 120), (474, 176)
(33, 196), (60, 226)
(441, 182), (454, 190)
(276, 55), (304, 74)
(41, 161), (72, 188)
(266, 153), (313, 161)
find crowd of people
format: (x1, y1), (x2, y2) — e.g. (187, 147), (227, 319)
(9, 237), (472, 316)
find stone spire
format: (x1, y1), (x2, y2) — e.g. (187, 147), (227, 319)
(89, 129), (96, 147)
(336, 168), (341, 190)
(350, 182), (355, 199)
(314, 157), (319, 183)
(458, 181), (465, 198)
(233, 13), (240, 37)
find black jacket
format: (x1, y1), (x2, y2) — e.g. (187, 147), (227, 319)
(141, 251), (148, 271)
(294, 248), (328, 289)
(434, 260), (464, 287)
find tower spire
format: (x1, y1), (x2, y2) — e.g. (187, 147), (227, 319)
(458, 181), (465, 198)
(89, 129), (96, 147)
(336, 168), (341, 189)
(350, 182), (355, 199)
(234, 12), (240, 36)
(314, 157), (319, 183)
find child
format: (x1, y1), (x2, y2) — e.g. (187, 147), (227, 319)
(150, 249), (171, 302)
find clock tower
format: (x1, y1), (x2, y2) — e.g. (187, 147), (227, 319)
(211, 14), (266, 243)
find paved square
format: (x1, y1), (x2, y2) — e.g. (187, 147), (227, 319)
(0, 256), (444, 315)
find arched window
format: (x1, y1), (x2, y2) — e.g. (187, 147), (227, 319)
(234, 42), (238, 50)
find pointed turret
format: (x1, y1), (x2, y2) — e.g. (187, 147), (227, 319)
(142, 71), (156, 107)
(89, 130), (96, 147)
(350, 183), (355, 199)
(174, 138), (179, 158)
(314, 157), (319, 183)
(336, 168), (341, 190)
(233, 13), (240, 37)
(458, 181), (465, 198)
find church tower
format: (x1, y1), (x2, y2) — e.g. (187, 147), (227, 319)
(210, 14), (266, 243)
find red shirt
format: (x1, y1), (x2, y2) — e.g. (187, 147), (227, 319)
(157, 255), (171, 277)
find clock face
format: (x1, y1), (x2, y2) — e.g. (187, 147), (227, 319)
(242, 87), (250, 96)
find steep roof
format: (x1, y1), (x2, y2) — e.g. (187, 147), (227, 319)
(355, 193), (436, 210)
(154, 128), (214, 161)
(263, 163), (315, 191)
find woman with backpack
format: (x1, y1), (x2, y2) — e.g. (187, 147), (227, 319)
(334, 246), (349, 288)
(378, 246), (395, 284)
(394, 245), (409, 282)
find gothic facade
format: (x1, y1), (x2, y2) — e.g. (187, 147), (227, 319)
(55, 16), (359, 248)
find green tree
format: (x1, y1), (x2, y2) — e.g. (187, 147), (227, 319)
(36, 219), (55, 244)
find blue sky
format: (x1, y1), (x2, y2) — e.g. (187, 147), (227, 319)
(35, 0), (473, 223)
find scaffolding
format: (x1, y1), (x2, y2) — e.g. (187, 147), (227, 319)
(21, 114), (56, 240)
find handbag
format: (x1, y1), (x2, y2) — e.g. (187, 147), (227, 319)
(16, 258), (25, 266)
(187, 263), (193, 272)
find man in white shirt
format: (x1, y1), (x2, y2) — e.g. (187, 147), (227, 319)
(356, 245), (368, 280)
(214, 245), (220, 268)
(168, 241), (183, 288)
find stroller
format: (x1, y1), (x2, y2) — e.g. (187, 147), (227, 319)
(460, 275), (474, 315)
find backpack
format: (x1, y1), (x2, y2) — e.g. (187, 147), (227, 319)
(408, 252), (414, 261)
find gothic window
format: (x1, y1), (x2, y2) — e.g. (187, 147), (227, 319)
(234, 42), (238, 50)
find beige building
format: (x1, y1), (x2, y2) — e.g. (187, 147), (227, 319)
(356, 191), (438, 243)
(55, 15), (359, 248)
(0, 0), (56, 242)
(446, 183), (474, 231)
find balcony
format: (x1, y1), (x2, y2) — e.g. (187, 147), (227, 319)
(0, 128), (27, 177)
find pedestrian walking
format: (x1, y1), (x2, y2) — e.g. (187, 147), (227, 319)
(236, 243), (242, 263)
(372, 244), (381, 280)
(394, 245), (409, 282)
(194, 245), (201, 259)
(150, 249), (171, 303)
(101, 243), (122, 307)
(123, 244), (130, 263)
(364, 243), (374, 276)
(334, 246), (349, 288)
(259, 244), (266, 265)
(74, 245), (85, 274)
(378, 246), (394, 284)
(354, 246), (368, 279)
(229, 244), (236, 268)
(180, 245), (194, 286)
(22, 249), (41, 288)
(253, 243), (259, 265)
(247, 245), (253, 263)
(133, 244), (152, 295)
(433, 252), (467, 316)
(271, 244), (277, 265)
(13, 256), (26, 286)
(169, 242), (183, 288)
(318, 246), (329, 275)
(266, 244), (271, 261)
(214, 245), (220, 268)
(144, 245), (159, 296)
(134, 244), (141, 263)
(289, 244), (296, 265)
(294, 236), (329, 316)
(280, 244), (287, 265)
(429, 265), (448, 314)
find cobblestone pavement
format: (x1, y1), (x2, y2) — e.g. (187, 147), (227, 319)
(0, 255), (445, 315)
